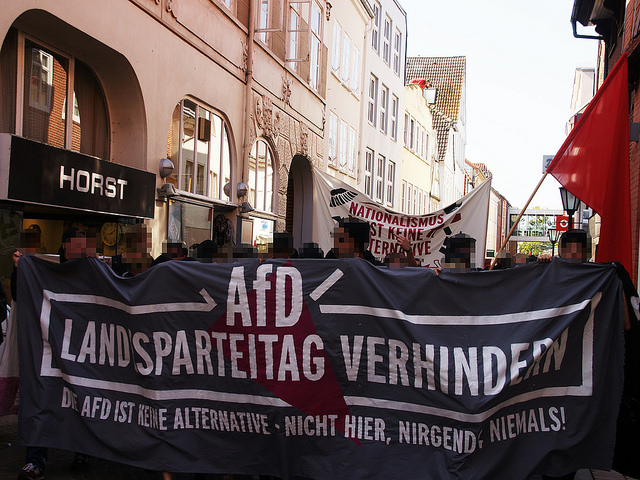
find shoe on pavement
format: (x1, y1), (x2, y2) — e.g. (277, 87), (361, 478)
(17, 463), (44, 480)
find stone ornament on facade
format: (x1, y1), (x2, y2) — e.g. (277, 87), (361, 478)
(282, 76), (292, 106)
(241, 40), (249, 74)
(325, 2), (332, 21)
(299, 122), (309, 157)
(166, 0), (178, 19)
(254, 94), (282, 141)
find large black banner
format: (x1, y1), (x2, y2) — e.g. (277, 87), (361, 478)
(17, 256), (625, 479)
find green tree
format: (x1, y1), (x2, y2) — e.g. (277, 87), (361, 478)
(518, 241), (547, 256)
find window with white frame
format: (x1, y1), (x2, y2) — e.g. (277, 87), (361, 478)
(401, 180), (407, 213)
(410, 118), (415, 150)
(412, 184), (417, 214)
(393, 29), (402, 76)
(28, 47), (53, 112)
(424, 132), (430, 159)
(222, 0), (232, 8)
(341, 35), (351, 84)
(390, 94), (398, 141)
(375, 154), (385, 202)
(284, 1), (323, 90)
(328, 111), (338, 165)
(350, 47), (360, 94)
(21, 37), (109, 159)
(368, 75), (378, 125)
(406, 183), (413, 213)
(309, 1), (322, 90)
(383, 16), (392, 65)
(258, 0), (269, 43)
(403, 113), (409, 147)
(332, 22), (341, 72)
(372, 2), (381, 53)
(379, 85), (388, 134)
(249, 138), (274, 212)
(339, 120), (348, 169)
(287, 3), (302, 71)
(348, 127), (357, 174)
(168, 99), (232, 201)
(386, 160), (395, 206)
(364, 148), (374, 197)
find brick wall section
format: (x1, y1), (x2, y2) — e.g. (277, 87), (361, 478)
(48, 57), (67, 148)
(624, 2), (640, 285)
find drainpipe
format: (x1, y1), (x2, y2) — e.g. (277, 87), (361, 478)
(242, 0), (256, 198)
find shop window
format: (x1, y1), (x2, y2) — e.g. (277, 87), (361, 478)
(15, 36), (109, 159)
(249, 138), (274, 212)
(167, 99), (232, 201)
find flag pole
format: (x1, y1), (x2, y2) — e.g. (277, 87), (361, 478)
(489, 172), (548, 270)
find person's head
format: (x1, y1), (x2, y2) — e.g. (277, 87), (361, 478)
(442, 232), (476, 271)
(384, 252), (409, 268)
(331, 217), (370, 258)
(493, 251), (512, 269)
(196, 239), (218, 262)
(559, 229), (589, 263)
(269, 232), (295, 259)
(164, 241), (187, 260)
(20, 229), (41, 254)
(299, 242), (324, 259)
(124, 223), (151, 255)
(60, 227), (95, 262)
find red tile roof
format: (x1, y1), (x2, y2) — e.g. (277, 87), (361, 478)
(407, 56), (466, 161)
(406, 56), (466, 122)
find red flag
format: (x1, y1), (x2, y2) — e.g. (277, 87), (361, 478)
(547, 53), (631, 274)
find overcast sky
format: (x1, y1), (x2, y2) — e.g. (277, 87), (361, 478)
(400, 0), (599, 209)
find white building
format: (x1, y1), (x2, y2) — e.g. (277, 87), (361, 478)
(400, 82), (438, 214)
(324, 1), (373, 189)
(359, 0), (407, 211)
(406, 56), (467, 207)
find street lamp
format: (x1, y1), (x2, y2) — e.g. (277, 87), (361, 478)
(559, 187), (581, 229)
(547, 228), (560, 256)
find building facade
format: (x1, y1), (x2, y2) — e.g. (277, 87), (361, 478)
(358, 0), (407, 211)
(0, 0), (335, 284)
(406, 56), (467, 208)
(570, 0), (639, 285)
(399, 82), (437, 215)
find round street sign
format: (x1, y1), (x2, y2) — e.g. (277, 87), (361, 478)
(556, 216), (569, 231)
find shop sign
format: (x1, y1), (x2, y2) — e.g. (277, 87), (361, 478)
(7, 136), (155, 218)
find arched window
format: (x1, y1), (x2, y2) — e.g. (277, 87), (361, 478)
(167, 99), (232, 201)
(0, 31), (109, 159)
(249, 138), (274, 212)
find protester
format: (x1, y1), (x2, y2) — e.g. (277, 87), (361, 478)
(298, 242), (324, 259)
(152, 241), (189, 266)
(537, 228), (640, 480)
(324, 217), (383, 265)
(393, 233), (419, 267)
(266, 232), (298, 259)
(18, 227), (96, 480)
(441, 232), (477, 272)
(537, 229), (590, 264)
(111, 223), (153, 276)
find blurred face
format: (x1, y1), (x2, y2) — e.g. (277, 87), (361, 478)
(332, 227), (357, 257)
(560, 242), (587, 263)
(64, 234), (96, 260)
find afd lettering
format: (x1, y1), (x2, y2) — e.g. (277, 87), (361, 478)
(59, 165), (128, 199)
